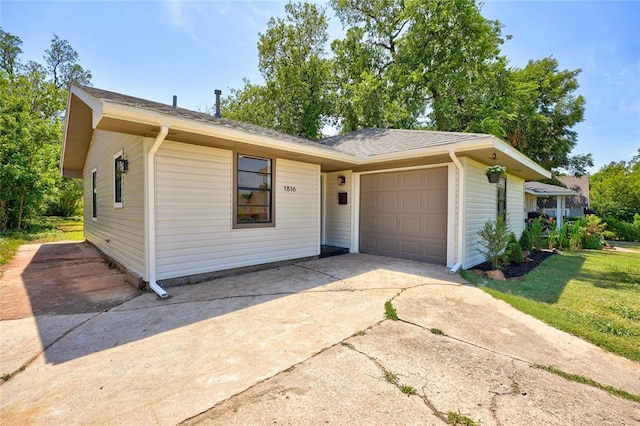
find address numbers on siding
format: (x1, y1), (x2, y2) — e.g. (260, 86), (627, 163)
(283, 186), (297, 192)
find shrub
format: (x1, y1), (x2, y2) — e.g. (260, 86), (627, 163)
(505, 233), (524, 264)
(477, 217), (510, 270)
(584, 215), (606, 249)
(603, 215), (640, 242)
(519, 229), (533, 252)
(529, 217), (545, 248)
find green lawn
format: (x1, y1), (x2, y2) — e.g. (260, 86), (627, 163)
(0, 217), (84, 272)
(462, 249), (640, 362)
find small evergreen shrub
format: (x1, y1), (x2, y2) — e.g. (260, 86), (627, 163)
(529, 217), (545, 248)
(477, 216), (510, 270)
(519, 229), (533, 252)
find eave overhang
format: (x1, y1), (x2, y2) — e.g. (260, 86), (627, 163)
(61, 85), (552, 180)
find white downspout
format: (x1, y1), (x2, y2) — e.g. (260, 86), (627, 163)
(145, 125), (169, 298)
(448, 150), (464, 274)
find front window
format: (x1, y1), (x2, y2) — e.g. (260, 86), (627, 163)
(235, 154), (273, 227)
(497, 176), (507, 219)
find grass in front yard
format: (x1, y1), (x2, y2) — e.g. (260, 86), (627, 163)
(0, 217), (84, 272)
(462, 250), (640, 362)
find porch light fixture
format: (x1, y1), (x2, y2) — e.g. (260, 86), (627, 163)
(116, 158), (129, 173)
(337, 175), (346, 186)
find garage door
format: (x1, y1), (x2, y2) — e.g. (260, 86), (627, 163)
(360, 168), (448, 264)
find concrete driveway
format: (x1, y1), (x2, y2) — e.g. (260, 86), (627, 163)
(1, 243), (639, 425)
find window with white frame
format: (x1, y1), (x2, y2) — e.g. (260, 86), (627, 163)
(234, 154), (274, 228)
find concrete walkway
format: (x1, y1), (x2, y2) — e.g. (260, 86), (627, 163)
(1, 245), (638, 425)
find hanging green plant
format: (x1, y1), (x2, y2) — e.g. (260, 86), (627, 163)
(485, 165), (507, 183)
(485, 165), (507, 175)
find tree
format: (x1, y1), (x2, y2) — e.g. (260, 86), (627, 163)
(0, 29), (90, 230)
(0, 29), (22, 75)
(222, 2), (331, 139)
(502, 57), (586, 171)
(224, 1), (590, 172)
(330, 0), (508, 131)
(590, 150), (640, 222)
(45, 34), (92, 88)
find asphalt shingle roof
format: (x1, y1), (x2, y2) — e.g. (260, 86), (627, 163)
(79, 86), (501, 159)
(524, 181), (577, 196)
(321, 128), (492, 158)
(79, 85), (335, 152)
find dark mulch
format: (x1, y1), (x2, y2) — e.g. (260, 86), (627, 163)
(473, 249), (558, 279)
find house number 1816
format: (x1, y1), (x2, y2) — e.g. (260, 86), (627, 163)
(283, 186), (296, 192)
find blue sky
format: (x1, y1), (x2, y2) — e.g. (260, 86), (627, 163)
(2, 0), (638, 173)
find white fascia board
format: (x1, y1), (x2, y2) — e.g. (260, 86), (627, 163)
(98, 99), (552, 179)
(100, 102), (355, 164)
(489, 137), (551, 178)
(450, 137), (551, 179)
(525, 189), (577, 196)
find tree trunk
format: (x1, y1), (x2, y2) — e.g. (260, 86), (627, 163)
(17, 193), (24, 230)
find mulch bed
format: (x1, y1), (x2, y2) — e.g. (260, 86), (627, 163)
(472, 249), (558, 279)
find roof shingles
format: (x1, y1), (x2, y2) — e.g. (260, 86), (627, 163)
(321, 128), (491, 158)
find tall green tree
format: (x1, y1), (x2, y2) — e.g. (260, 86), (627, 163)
(222, 1), (589, 172)
(502, 57), (587, 171)
(330, 0), (508, 131)
(590, 150), (640, 222)
(0, 30), (90, 230)
(223, 2), (331, 139)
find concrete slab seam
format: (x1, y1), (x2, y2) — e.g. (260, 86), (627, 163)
(0, 292), (141, 384)
(291, 263), (347, 283)
(398, 318), (531, 365)
(395, 317), (640, 403)
(0, 312), (101, 384)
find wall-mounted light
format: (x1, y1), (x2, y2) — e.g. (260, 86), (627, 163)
(337, 175), (346, 186)
(116, 158), (129, 173)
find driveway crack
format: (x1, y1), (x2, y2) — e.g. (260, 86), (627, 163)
(340, 339), (448, 424)
(398, 318), (531, 365)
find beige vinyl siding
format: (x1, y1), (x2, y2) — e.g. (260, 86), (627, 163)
(506, 174), (525, 238)
(462, 157), (497, 269)
(462, 158), (528, 268)
(83, 130), (146, 276)
(324, 171), (352, 249)
(155, 141), (320, 280)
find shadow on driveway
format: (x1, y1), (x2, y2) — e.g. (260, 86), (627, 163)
(3, 242), (452, 365)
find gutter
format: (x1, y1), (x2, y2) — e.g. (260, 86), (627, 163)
(448, 149), (464, 274)
(145, 126), (170, 298)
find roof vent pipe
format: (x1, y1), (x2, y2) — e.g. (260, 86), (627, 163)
(214, 89), (222, 118)
(172, 95), (177, 109)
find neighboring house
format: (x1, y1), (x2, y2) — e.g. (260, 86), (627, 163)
(558, 175), (590, 217)
(61, 85), (550, 297)
(524, 181), (578, 229)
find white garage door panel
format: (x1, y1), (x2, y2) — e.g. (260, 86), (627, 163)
(360, 168), (448, 264)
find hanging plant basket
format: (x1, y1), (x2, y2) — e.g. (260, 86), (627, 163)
(485, 165), (506, 183)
